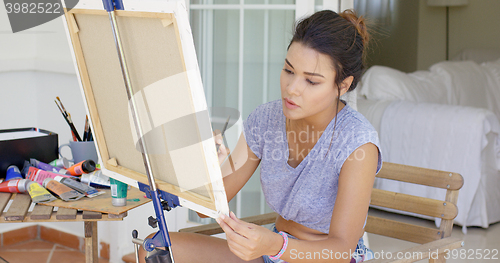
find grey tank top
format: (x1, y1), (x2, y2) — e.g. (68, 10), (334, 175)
(243, 99), (382, 233)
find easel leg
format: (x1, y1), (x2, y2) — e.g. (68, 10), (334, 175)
(85, 221), (98, 263)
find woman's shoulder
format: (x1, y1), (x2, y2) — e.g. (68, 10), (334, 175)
(334, 104), (380, 147)
(334, 104), (383, 173)
(251, 99), (282, 116)
(340, 104), (377, 133)
(243, 99), (283, 159)
(245, 99), (282, 126)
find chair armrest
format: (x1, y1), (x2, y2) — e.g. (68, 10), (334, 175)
(364, 237), (464, 263)
(178, 212), (278, 236)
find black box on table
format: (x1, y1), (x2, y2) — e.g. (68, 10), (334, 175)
(0, 128), (58, 178)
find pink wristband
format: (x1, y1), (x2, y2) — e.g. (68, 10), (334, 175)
(269, 231), (288, 260)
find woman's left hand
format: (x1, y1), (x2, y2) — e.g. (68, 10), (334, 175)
(217, 211), (282, 261)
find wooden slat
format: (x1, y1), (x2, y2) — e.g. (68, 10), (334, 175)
(371, 188), (458, 220)
(179, 212), (278, 235)
(0, 193), (12, 217)
(63, 9), (112, 179)
(30, 204), (53, 220)
(4, 194), (31, 221)
(439, 189), (460, 238)
(108, 212), (127, 219)
(67, 8), (172, 19)
(67, 11), (79, 33)
(83, 211), (102, 220)
(365, 216), (441, 244)
(18, 212), (123, 223)
(161, 18), (173, 27)
(429, 255), (446, 263)
(56, 208), (77, 220)
(377, 162), (463, 190)
(364, 237), (463, 263)
(85, 221), (98, 263)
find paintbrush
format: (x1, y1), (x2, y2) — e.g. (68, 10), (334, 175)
(216, 116), (230, 152)
(55, 97), (82, 141)
(83, 115), (90, 141)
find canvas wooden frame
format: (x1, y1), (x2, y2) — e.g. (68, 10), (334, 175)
(61, 0), (229, 218)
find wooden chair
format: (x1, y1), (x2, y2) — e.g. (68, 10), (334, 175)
(179, 162), (464, 262)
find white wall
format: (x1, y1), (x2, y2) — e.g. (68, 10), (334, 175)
(360, 0), (500, 72)
(448, 0), (500, 57)
(0, 5), (196, 262)
(359, 0), (419, 72)
(417, 0), (446, 70)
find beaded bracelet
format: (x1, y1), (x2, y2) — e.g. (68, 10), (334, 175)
(269, 231), (288, 260)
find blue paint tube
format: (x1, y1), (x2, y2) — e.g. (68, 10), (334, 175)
(6, 165), (23, 181)
(30, 158), (69, 175)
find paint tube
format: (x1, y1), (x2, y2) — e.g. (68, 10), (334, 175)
(54, 176), (103, 198)
(30, 158), (69, 175)
(42, 178), (84, 202)
(25, 166), (73, 185)
(80, 170), (110, 188)
(49, 157), (71, 168)
(0, 179), (29, 193)
(110, 178), (127, 206)
(26, 181), (57, 203)
(6, 165), (23, 181)
(67, 160), (96, 176)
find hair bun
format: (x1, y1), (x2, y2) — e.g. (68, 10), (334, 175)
(340, 9), (370, 47)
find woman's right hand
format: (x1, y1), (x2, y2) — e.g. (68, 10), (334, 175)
(214, 130), (230, 165)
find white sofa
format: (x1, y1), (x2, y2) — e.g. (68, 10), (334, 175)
(356, 57), (500, 232)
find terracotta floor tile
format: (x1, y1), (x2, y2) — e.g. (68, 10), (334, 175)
(100, 241), (110, 259)
(1, 225), (38, 246)
(40, 226), (83, 251)
(49, 250), (109, 263)
(49, 250), (85, 263)
(0, 251), (50, 262)
(53, 244), (75, 251)
(0, 238), (109, 262)
(0, 240), (54, 251)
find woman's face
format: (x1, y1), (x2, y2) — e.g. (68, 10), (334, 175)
(280, 41), (346, 123)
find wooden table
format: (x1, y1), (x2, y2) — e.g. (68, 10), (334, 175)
(0, 188), (150, 263)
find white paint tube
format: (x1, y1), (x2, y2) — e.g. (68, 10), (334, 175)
(80, 170), (110, 188)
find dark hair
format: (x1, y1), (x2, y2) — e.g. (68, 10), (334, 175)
(289, 9), (369, 92)
(287, 10), (370, 154)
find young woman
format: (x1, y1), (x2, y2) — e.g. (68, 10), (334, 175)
(140, 9), (381, 263)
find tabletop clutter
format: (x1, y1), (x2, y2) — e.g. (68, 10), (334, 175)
(2, 157), (128, 207)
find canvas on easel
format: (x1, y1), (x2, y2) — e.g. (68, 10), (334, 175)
(61, 0), (229, 218)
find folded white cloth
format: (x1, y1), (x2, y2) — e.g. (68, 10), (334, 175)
(358, 59), (500, 121)
(376, 100), (500, 232)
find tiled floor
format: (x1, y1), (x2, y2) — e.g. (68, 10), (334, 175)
(0, 239), (109, 263)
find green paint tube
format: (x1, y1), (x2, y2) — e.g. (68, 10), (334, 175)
(110, 178), (127, 207)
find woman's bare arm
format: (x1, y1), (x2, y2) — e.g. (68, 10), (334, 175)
(219, 132), (261, 202)
(269, 143), (379, 262)
(198, 132), (261, 218)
